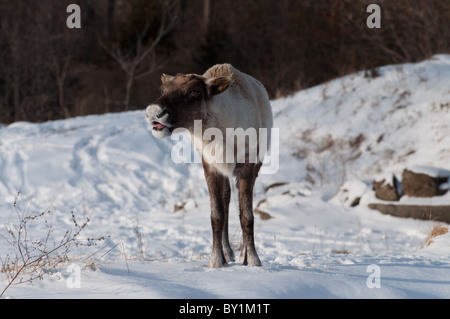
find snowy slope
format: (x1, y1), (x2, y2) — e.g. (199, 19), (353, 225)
(273, 54), (450, 186)
(1, 55), (450, 299)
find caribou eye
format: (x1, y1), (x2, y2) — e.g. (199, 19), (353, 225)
(187, 90), (201, 97)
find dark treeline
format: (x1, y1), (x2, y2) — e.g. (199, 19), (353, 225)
(0, 0), (449, 124)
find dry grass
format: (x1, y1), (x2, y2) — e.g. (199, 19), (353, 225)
(254, 208), (273, 221)
(422, 224), (448, 248)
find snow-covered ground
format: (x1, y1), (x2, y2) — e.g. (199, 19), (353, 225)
(1, 55), (450, 299)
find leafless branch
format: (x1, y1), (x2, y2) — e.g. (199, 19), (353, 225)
(101, 0), (179, 109)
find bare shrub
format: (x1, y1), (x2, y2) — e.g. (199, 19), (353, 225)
(0, 192), (105, 298)
(294, 133), (366, 187)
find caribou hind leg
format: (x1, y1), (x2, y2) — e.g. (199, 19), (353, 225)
(235, 163), (262, 266)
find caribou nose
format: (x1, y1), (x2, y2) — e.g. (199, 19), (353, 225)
(156, 108), (168, 119)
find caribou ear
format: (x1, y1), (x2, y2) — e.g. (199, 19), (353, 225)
(161, 73), (175, 84)
(205, 76), (232, 95)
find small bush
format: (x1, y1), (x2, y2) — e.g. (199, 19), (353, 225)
(0, 192), (105, 298)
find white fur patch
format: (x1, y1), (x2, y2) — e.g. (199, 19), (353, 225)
(146, 104), (173, 139)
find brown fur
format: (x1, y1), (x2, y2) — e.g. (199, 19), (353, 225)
(156, 75), (208, 131)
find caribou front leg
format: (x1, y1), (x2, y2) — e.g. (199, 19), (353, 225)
(221, 175), (235, 263)
(203, 161), (227, 268)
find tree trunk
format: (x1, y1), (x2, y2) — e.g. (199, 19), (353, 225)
(106, 0), (116, 39)
(203, 0), (210, 34)
(12, 71), (21, 122)
(125, 72), (134, 111)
